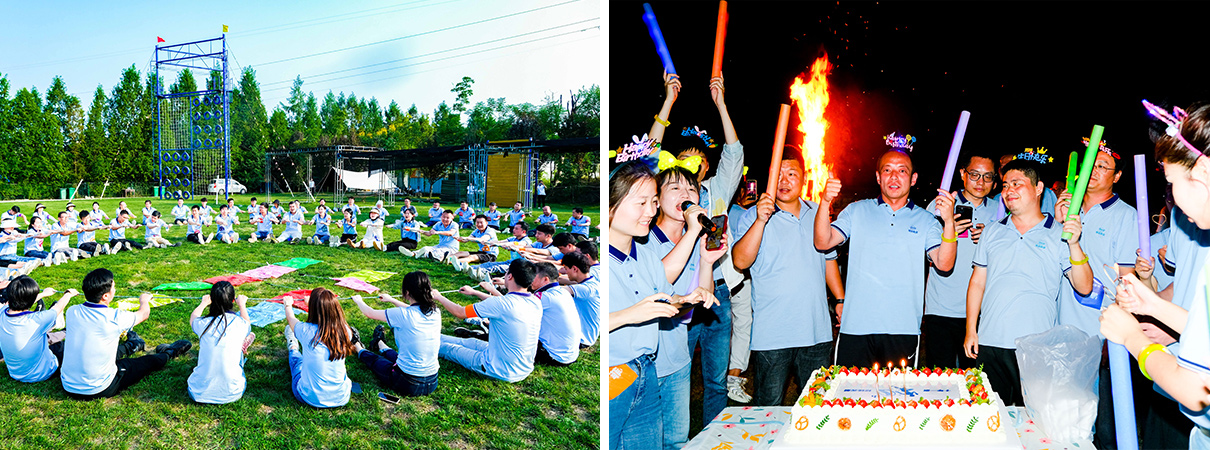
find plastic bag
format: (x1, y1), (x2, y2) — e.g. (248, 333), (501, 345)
(1015, 324), (1101, 443)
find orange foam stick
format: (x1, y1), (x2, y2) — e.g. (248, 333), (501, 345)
(767, 104), (791, 196)
(712, 1), (728, 78)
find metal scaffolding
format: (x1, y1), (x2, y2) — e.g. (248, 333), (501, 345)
(153, 35), (231, 201)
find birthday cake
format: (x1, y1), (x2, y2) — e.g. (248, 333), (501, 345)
(781, 366), (1008, 446)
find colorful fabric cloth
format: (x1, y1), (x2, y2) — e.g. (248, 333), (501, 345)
(274, 257), (323, 269)
(246, 301), (302, 328)
(342, 270), (396, 283)
(241, 265), (298, 280)
(202, 274), (263, 287)
(334, 277), (379, 293)
(152, 282), (213, 291)
(111, 295), (187, 312)
(267, 289), (312, 312)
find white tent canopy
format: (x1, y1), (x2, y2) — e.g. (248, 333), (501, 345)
(335, 168), (398, 191)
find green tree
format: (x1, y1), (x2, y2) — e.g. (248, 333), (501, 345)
(268, 108), (289, 151)
(10, 87), (67, 182)
(231, 67), (268, 185)
(44, 76), (85, 179)
(104, 66), (151, 181)
(169, 69), (198, 94)
(465, 97), (511, 144)
(83, 86), (109, 180)
(451, 76), (474, 113)
(431, 101), (463, 146)
(319, 91), (348, 145)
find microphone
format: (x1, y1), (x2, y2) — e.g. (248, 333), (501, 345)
(681, 201), (716, 233)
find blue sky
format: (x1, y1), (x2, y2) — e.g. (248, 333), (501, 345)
(1, 0), (600, 115)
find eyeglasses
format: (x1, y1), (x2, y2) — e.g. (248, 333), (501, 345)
(966, 171), (996, 182)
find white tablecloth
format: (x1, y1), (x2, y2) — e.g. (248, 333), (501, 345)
(684, 406), (1093, 450)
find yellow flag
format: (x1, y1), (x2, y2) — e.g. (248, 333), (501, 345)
(222, 24), (229, 33)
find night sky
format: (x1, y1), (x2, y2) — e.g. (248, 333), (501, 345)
(609, 1), (1210, 216)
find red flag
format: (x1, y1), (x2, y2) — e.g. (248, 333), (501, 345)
(157, 36), (165, 43)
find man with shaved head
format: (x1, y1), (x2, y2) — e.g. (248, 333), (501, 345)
(813, 148), (958, 368)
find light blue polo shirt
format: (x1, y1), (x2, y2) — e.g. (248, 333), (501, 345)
(830, 197), (943, 335)
(313, 214), (331, 236)
(428, 207), (442, 221)
(216, 216), (235, 237)
(925, 192), (995, 318)
(281, 211), (304, 234)
(395, 219), (421, 241)
(504, 236), (531, 262)
(570, 275), (601, 346)
(990, 188), (1057, 220)
(340, 217), (356, 235)
(78, 218), (104, 245)
(143, 219), (165, 240)
(109, 220), (134, 240)
(255, 212), (276, 234)
(535, 283), (581, 364)
(508, 210), (527, 226)
(608, 242), (673, 367)
(343, 204), (360, 218)
(537, 213), (559, 226)
(62, 302), (137, 395)
(0, 307), (60, 382)
(470, 228), (498, 256)
(468, 292), (542, 382)
(1057, 194), (1138, 339)
(1165, 207), (1210, 311)
(972, 214), (1073, 349)
(484, 210), (502, 228)
(23, 228), (45, 255)
(0, 230), (19, 257)
(188, 313), (251, 404)
(1151, 228), (1174, 291)
(645, 226), (701, 377)
(384, 305), (442, 377)
(568, 216), (591, 235)
(736, 199), (837, 351)
(1174, 255), (1210, 431)
(456, 207), (475, 224)
(292, 322), (351, 408)
(433, 222), (459, 251)
(49, 222), (74, 251)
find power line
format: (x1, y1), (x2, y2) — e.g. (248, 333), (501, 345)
(253, 0), (582, 67)
(261, 25), (598, 95)
(260, 17), (599, 87)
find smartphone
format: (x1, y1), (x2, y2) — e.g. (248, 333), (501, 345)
(954, 204), (973, 238)
(706, 214), (728, 250)
(743, 180), (757, 197)
(656, 298), (696, 316)
(378, 392), (401, 404)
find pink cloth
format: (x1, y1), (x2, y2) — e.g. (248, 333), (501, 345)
(267, 289), (312, 312)
(203, 274), (263, 287)
(334, 277), (379, 293)
(241, 265), (297, 280)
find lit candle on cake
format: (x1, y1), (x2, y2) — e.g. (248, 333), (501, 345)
(873, 363), (881, 403)
(901, 359), (907, 402)
(888, 362), (894, 402)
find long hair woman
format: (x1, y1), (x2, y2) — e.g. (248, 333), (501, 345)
(187, 281), (254, 404)
(351, 271), (442, 397)
(282, 287), (357, 408)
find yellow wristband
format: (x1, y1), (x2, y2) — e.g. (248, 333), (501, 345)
(1070, 255), (1088, 265)
(1138, 343), (1166, 381)
(942, 236), (958, 243)
(653, 115), (670, 127)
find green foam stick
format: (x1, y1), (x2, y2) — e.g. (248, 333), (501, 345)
(1066, 151), (1078, 193)
(1063, 124), (1104, 240)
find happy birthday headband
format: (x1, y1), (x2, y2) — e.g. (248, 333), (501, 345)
(884, 132), (916, 152)
(1014, 147), (1054, 164)
(608, 134), (661, 179)
(1142, 99), (1203, 158)
(1081, 137), (1118, 160)
(681, 126), (717, 148)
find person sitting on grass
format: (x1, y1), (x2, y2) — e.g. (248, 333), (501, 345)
(187, 281), (254, 405)
(105, 210), (143, 254)
(31, 204), (51, 226)
(48, 211), (84, 263)
(371, 200), (388, 219)
(351, 271), (442, 397)
(23, 216), (52, 263)
(453, 215), (499, 268)
(114, 201), (130, 224)
(140, 200), (156, 225)
(474, 222), (533, 277)
(534, 205), (558, 227)
(248, 203), (277, 243)
(0, 220), (35, 276)
(224, 198), (240, 220)
(436, 259), (542, 383)
(270, 199), (285, 218)
(185, 206), (215, 245)
(1, 206), (27, 231)
(399, 198), (418, 219)
(0, 276), (74, 382)
(143, 211), (174, 248)
(523, 231), (578, 265)
(62, 268), (192, 400)
(456, 201), (475, 228)
(282, 287), (357, 408)
(426, 201), (442, 227)
(530, 262), (581, 366)
(387, 208), (424, 255)
(415, 210), (460, 262)
(342, 197), (360, 219)
(306, 205), (333, 245)
(278, 201), (305, 244)
(215, 205), (240, 244)
(354, 209), (386, 251)
(521, 225), (559, 260)
(507, 201), (528, 228)
(484, 202), (502, 230)
(198, 198), (215, 225)
(171, 198), (189, 225)
(246, 197), (259, 217)
(566, 208), (591, 240)
(75, 210), (108, 256)
(89, 202), (107, 224)
(64, 203), (79, 227)
(571, 240), (601, 281)
(560, 251), (600, 348)
(335, 209), (357, 248)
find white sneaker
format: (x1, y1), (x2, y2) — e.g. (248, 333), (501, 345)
(399, 247), (415, 257)
(70, 251), (78, 262)
(727, 375), (753, 403)
(329, 241), (340, 248)
(248, 236), (257, 243)
(124, 242), (133, 251)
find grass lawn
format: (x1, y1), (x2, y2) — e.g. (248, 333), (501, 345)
(0, 196), (600, 449)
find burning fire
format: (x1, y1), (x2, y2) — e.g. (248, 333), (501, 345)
(789, 54), (833, 202)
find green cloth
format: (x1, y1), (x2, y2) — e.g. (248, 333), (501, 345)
(343, 270), (396, 283)
(152, 281), (213, 291)
(113, 295), (186, 311)
(274, 257), (324, 269)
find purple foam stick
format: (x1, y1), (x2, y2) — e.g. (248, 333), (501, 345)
(642, 3), (677, 75)
(1134, 154), (1151, 256)
(940, 111), (971, 193)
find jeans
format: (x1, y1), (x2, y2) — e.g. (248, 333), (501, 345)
(357, 349), (438, 397)
(686, 284), (731, 423)
(658, 362), (691, 450)
(751, 341), (834, 406)
(254, 231), (271, 240)
(609, 354), (661, 450)
(24, 250), (49, 259)
(312, 234), (330, 244)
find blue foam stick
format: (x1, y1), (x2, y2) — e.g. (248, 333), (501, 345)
(1109, 342), (1138, 450)
(642, 3), (676, 75)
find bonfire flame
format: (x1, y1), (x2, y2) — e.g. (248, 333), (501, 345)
(789, 54), (833, 202)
